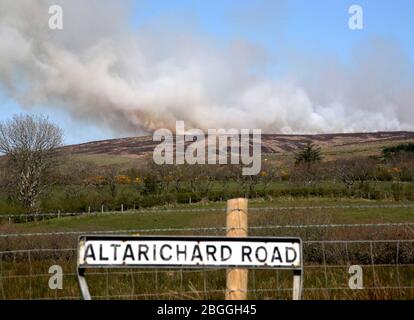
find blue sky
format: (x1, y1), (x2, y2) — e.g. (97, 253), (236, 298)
(130, 0), (414, 60)
(1, 0), (414, 145)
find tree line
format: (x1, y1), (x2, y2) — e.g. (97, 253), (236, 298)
(1, 114), (414, 215)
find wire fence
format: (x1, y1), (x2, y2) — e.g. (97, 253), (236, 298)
(0, 239), (413, 300)
(0, 204), (413, 300)
(1, 222), (414, 238)
(1, 203), (414, 223)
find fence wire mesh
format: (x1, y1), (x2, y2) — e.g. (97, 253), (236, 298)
(0, 204), (413, 300)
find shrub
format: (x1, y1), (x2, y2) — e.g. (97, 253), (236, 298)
(382, 143), (414, 159)
(391, 183), (404, 201)
(115, 175), (132, 184)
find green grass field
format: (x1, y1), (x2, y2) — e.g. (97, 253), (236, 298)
(2, 198), (414, 233)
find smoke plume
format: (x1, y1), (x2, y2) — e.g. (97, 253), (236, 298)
(0, 0), (413, 135)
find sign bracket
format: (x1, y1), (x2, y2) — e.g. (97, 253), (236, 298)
(77, 235), (303, 300)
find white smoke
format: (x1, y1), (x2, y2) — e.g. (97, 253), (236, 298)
(0, 0), (413, 135)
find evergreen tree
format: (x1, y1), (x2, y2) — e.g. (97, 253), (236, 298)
(295, 142), (323, 168)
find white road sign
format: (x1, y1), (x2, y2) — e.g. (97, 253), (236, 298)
(78, 236), (302, 269)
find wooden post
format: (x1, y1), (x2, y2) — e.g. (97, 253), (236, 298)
(58, 210), (60, 219)
(101, 205), (104, 213)
(225, 198), (248, 300)
(121, 204), (124, 213)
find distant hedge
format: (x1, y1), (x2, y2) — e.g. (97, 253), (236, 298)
(383, 143), (414, 158)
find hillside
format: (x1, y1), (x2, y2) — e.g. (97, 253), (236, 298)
(61, 131), (414, 161)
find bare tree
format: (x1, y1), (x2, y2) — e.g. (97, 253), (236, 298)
(0, 114), (63, 213)
(335, 158), (377, 191)
(290, 162), (323, 186)
(259, 161), (279, 191)
(102, 165), (120, 198)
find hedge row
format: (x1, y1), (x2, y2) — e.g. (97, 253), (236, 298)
(1, 182), (414, 216)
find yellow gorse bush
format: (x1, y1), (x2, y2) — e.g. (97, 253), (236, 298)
(115, 175), (132, 184)
(83, 175), (105, 185)
(260, 171), (268, 177)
